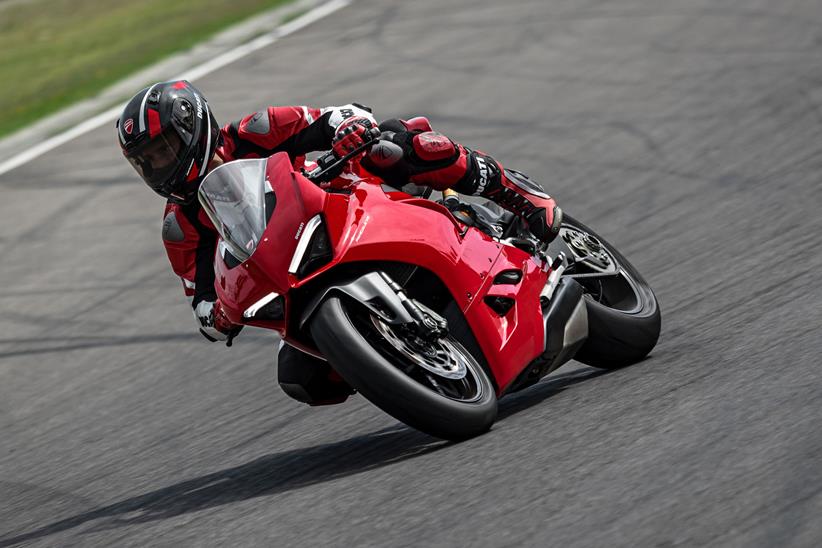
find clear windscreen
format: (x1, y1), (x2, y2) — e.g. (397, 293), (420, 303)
(198, 159), (268, 262)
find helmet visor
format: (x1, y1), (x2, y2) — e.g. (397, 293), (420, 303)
(124, 128), (185, 190)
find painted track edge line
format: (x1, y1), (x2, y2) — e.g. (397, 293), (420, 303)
(0, 0), (352, 178)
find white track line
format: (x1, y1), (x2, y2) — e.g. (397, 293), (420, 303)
(0, 0), (351, 178)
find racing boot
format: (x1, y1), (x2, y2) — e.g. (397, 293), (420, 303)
(277, 342), (355, 406)
(469, 157), (562, 244)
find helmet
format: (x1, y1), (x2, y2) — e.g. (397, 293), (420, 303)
(116, 80), (220, 203)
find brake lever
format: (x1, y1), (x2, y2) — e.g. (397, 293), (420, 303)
(225, 325), (243, 347)
(306, 128), (381, 183)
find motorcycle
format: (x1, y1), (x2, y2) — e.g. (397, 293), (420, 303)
(198, 132), (661, 440)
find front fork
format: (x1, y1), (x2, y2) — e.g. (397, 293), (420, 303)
(299, 271), (448, 342)
(378, 272), (448, 340)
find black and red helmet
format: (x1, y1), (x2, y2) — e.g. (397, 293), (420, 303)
(116, 80), (220, 203)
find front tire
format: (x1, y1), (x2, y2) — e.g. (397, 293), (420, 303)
(310, 297), (497, 440)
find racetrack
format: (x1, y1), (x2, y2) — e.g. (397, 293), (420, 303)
(1, 0), (821, 545)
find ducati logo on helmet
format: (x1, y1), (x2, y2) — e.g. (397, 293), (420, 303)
(123, 118), (134, 135)
(194, 93), (204, 119)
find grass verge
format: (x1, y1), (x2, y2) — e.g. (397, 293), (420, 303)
(0, 0), (294, 138)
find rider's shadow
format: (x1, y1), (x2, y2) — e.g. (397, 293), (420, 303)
(0, 365), (614, 547)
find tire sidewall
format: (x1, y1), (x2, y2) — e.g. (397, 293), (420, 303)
(563, 215), (662, 368)
(310, 296), (498, 440)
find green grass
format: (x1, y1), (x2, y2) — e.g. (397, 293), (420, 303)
(0, 0), (293, 138)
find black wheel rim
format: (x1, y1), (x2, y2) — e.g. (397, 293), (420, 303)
(560, 225), (644, 313)
(350, 311), (486, 403)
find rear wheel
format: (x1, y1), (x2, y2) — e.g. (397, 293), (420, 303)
(560, 215), (661, 368)
(310, 296), (497, 440)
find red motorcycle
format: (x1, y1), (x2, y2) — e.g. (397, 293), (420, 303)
(199, 137), (661, 440)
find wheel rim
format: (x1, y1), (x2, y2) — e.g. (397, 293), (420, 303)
(357, 314), (486, 403)
(560, 226), (644, 314)
(371, 317), (468, 379)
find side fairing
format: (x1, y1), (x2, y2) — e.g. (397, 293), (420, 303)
(323, 184), (494, 309)
(213, 159), (549, 393)
(464, 250), (549, 392)
(318, 183), (549, 393)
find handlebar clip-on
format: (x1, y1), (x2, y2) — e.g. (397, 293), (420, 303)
(305, 128), (382, 183)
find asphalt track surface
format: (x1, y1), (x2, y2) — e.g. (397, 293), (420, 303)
(2, 0), (822, 546)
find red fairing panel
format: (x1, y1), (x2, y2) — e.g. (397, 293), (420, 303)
(213, 154), (548, 393)
(464, 249), (548, 391)
(307, 181), (548, 393)
(213, 249), (280, 327)
(213, 153), (327, 325)
(321, 184), (489, 307)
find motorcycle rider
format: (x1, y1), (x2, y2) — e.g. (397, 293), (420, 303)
(117, 80), (561, 405)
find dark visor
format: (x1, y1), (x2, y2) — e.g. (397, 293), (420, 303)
(125, 128), (186, 189)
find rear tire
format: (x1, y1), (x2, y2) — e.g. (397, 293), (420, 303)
(310, 297), (497, 440)
(563, 215), (661, 369)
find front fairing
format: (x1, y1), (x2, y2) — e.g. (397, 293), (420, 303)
(207, 153), (327, 329)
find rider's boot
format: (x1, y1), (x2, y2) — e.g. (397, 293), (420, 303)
(469, 157), (563, 244)
(277, 342), (355, 406)
(363, 120), (562, 244)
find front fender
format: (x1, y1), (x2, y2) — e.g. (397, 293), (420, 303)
(299, 271), (415, 330)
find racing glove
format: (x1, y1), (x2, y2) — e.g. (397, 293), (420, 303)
(332, 116), (378, 158)
(194, 300), (243, 346)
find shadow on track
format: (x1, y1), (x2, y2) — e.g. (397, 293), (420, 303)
(0, 364), (617, 546)
(498, 365), (613, 420)
(0, 426), (445, 546)
(0, 333), (197, 360)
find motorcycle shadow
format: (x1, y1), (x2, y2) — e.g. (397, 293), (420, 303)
(0, 426), (445, 546)
(1, 367), (617, 546)
(497, 365), (614, 421)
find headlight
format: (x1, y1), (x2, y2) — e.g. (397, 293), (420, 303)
(288, 214), (333, 278)
(243, 292), (285, 321)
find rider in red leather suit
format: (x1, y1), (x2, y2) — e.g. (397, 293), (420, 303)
(117, 80), (561, 405)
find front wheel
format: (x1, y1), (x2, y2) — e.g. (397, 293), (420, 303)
(310, 297), (497, 440)
(560, 215), (661, 369)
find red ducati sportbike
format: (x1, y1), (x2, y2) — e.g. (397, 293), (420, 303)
(199, 137), (661, 440)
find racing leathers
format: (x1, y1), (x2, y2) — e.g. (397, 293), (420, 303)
(362, 118), (561, 244)
(161, 103), (559, 404)
(162, 103), (378, 324)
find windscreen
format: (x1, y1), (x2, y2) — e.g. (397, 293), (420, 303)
(198, 159), (268, 262)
